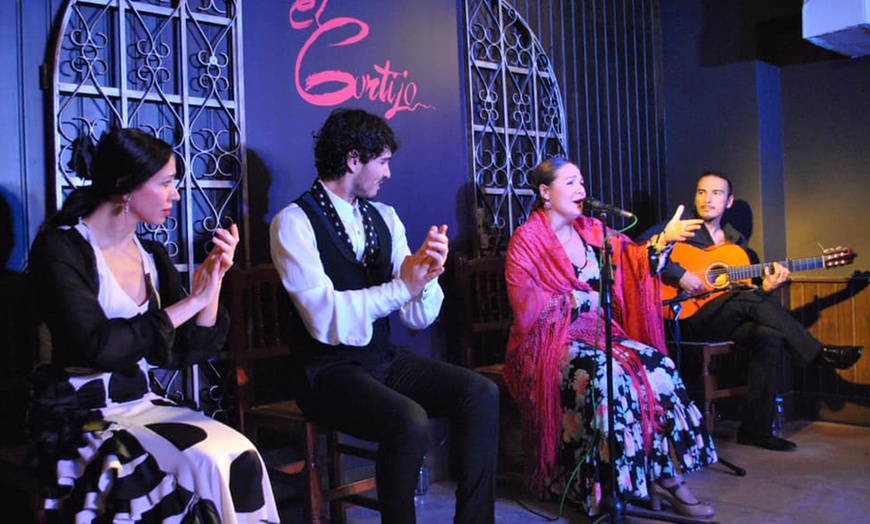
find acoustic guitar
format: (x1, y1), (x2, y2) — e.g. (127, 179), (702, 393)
(661, 242), (857, 319)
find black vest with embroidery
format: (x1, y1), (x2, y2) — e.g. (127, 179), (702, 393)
(292, 191), (396, 381)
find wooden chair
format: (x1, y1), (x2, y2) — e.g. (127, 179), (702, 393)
(449, 253), (523, 475)
(452, 253), (513, 383)
(673, 340), (750, 434)
(224, 265), (380, 524)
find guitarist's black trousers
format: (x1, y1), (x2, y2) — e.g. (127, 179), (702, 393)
(677, 287), (823, 436)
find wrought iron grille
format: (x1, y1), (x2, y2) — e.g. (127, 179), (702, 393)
(464, 0), (568, 256)
(46, 0), (246, 413)
(47, 0), (248, 277)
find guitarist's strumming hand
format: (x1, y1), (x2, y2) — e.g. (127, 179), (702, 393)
(679, 271), (707, 295)
(762, 262), (790, 293)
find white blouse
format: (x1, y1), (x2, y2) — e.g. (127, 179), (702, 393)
(269, 182), (444, 347)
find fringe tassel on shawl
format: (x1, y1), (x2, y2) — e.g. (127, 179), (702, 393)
(510, 294), (573, 496)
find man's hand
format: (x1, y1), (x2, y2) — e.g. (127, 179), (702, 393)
(415, 224), (449, 271)
(401, 225), (449, 298)
(762, 262), (789, 292)
(679, 270), (707, 294)
(662, 204), (703, 243)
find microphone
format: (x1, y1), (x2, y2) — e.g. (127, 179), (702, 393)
(583, 197), (635, 219)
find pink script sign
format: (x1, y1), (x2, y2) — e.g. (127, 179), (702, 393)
(289, 0), (435, 120)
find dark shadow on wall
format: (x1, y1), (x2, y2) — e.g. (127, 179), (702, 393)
(799, 365), (870, 414)
(723, 198), (759, 263)
(453, 180), (475, 259)
(791, 271), (870, 329)
(0, 190), (39, 447)
(0, 185), (30, 274)
(440, 182), (475, 367)
(245, 150), (274, 266)
(792, 271), (870, 417)
(0, 190), (13, 274)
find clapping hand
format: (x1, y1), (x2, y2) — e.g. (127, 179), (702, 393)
(208, 223), (239, 277)
(400, 224), (449, 297)
(191, 224), (239, 306)
(418, 224), (449, 274)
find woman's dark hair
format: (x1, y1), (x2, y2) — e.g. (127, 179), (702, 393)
(42, 128), (174, 230)
(313, 108), (399, 181)
(529, 156), (571, 211)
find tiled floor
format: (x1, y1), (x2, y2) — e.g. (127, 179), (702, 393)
(342, 420), (870, 524)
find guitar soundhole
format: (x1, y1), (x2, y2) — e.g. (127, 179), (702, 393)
(705, 262), (731, 289)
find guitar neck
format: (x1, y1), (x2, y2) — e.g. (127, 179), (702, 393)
(726, 256), (826, 281)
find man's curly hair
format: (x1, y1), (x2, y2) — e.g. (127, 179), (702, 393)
(314, 108), (400, 181)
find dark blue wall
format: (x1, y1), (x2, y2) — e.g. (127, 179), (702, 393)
(781, 58), (870, 259)
(241, 2), (470, 477)
(243, 1), (471, 267)
(0, 1), (59, 274)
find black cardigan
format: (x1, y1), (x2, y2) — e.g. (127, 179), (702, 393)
(28, 227), (230, 372)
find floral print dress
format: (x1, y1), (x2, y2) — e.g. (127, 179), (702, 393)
(550, 240), (718, 515)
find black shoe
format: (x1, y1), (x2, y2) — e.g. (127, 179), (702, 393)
(736, 431), (797, 452)
(820, 345), (863, 369)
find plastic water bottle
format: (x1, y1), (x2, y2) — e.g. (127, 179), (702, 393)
(772, 396), (784, 435)
(415, 456), (429, 496)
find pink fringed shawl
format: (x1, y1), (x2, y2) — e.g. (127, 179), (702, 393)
(504, 209), (667, 495)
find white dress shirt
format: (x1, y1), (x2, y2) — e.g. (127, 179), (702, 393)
(270, 183), (444, 347)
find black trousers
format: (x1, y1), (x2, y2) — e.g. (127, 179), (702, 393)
(680, 288), (822, 435)
(299, 350), (499, 524)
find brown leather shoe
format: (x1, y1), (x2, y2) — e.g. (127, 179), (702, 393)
(650, 480), (715, 519)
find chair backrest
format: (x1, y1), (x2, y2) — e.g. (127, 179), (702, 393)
(452, 253), (513, 369)
(223, 264), (298, 431)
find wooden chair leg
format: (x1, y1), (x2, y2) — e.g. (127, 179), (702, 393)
(327, 431), (347, 524)
(304, 422), (325, 524)
(702, 347), (716, 434)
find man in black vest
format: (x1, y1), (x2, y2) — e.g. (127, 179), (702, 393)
(640, 171), (862, 452)
(270, 108), (498, 524)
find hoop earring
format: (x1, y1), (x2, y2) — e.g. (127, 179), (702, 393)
(543, 200), (552, 211)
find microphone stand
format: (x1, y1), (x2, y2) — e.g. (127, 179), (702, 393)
(592, 211), (718, 524)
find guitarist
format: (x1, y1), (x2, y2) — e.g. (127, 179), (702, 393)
(639, 171), (862, 452)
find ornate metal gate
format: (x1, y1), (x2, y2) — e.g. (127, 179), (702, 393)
(465, 0), (568, 256)
(45, 0), (246, 413)
(47, 0), (248, 273)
